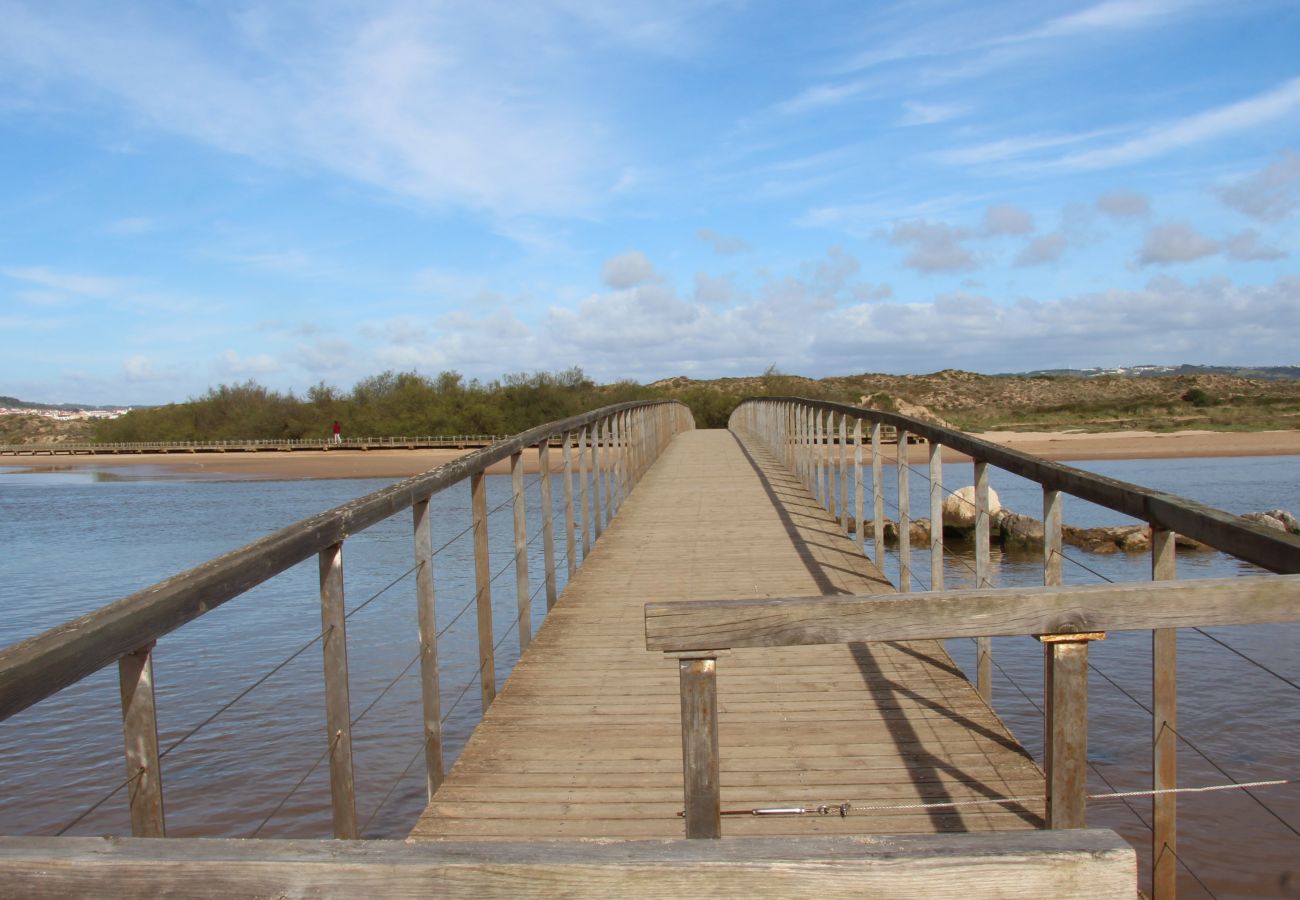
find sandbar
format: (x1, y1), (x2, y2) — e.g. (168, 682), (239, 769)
(6, 429), (1299, 480)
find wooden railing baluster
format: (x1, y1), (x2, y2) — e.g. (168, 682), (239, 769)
(929, 439), (943, 592)
(471, 472), (496, 711)
(511, 452), (532, 652)
(539, 441), (558, 610)
(318, 542), (358, 839)
(871, 421), (884, 568)
(974, 460), (992, 701)
(592, 421), (604, 541)
(898, 428), (911, 592)
(412, 498), (443, 799)
(677, 654), (722, 840)
(118, 642), (165, 838)
(562, 433), (577, 580)
(854, 419), (864, 546)
(839, 413), (848, 534)
(1152, 529), (1178, 899)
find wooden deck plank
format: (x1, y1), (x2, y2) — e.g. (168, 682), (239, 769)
(409, 429), (1044, 841)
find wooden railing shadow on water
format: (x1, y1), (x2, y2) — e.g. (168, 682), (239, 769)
(0, 400), (692, 842)
(645, 397), (1300, 900)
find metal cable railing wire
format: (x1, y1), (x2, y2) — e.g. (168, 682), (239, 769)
(42, 423), (660, 839)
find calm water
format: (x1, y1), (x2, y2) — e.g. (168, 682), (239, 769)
(1, 454), (1298, 896)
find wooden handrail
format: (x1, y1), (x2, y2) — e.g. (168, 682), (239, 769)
(735, 397), (1300, 573)
(645, 575), (1300, 652)
(0, 832), (1136, 896)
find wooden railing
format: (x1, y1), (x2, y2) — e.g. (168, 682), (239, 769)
(0, 400), (693, 840)
(657, 397), (1300, 898)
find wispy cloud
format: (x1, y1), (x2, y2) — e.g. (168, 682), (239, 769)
(772, 80), (871, 116)
(898, 101), (969, 126)
(1053, 77), (1300, 170)
(0, 3), (633, 220)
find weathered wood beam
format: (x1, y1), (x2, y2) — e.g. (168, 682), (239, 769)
(0, 832), (1136, 898)
(645, 574), (1300, 651)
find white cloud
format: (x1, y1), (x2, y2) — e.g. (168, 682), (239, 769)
(1225, 229), (1287, 262)
(123, 355), (156, 382)
(773, 80), (870, 116)
(107, 216), (157, 236)
(1018, 0), (1192, 42)
(1138, 223), (1218, 266)
(0, 4), (623, 220)
(601, 250), (658, 289)
(1096, 189), (1151, 219)
(2, 266), (123, 298)
(898, 101), (969, 126)
(1054, 77), (1300, 170)
(216, 349), (283, 377)
(696, 228), (750, 255)
(982, 204), (1034, 236)
(693, 272), (734, 305)
(932, 130), (1109, 166)
(1217, 151), (1300, 223)
(1015, 233), (1069, 267)
(884, 220), (978, 273)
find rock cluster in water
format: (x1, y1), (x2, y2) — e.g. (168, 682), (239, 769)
(839, 491), (1298, 555)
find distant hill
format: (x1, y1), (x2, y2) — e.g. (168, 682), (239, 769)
(1014, 365), (1300, 380)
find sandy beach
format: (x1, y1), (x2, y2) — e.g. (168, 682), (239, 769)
(5, 429), (1299, 480)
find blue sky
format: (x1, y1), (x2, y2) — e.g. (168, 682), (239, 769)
(2, 0), (1298, 405)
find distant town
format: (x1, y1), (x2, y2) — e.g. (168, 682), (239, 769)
(0, 404), (129, 421)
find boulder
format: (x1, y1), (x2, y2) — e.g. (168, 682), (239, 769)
(997, 511), (1044, 549)
(1263, 508), (1300, 534)
(1118, 526), (1151, 553)
(883, 518), (932, 546)
(942, 486), (1002, 529)
(1242, 511), (1289, 533)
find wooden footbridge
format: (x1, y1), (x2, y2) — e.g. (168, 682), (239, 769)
(2, 397), (1299, 897)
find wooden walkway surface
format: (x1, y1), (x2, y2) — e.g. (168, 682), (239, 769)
(409, 429), (1044, 841)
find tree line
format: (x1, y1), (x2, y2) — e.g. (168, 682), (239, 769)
(91, 368), (771, 442)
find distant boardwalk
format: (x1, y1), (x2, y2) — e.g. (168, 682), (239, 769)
(410, 429), (1043, 841)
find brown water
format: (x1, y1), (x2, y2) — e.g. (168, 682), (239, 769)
(1, 457), (1298, 896)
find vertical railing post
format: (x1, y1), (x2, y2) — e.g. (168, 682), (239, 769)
(118, 642), (165, 837)
(897, 428), (911, 592)
(470, 472), (497, 711)
(592, 420), (604, 540)
(318, 542), (359, 839)
(814, 411), (824, 506)
(1152, 529), (1178, 899)
(610, 413), (622, 512)
(838, 413), (848, 533)
(1042, 635), (1096, 829)
(853, 418), (864, 543)
(677, 653), (722, 840)
(412, 498), (444, 798)
(562, 433), (577, 579)
(511, 451), (532, 651)
(539, 440), (558, 609)
(602, 417), (613, 527)
(929, 440), (943, 592)
(578, 427), (591, 558)
(1042, 487), (1063, 817)
(871, 421), (884, 567)
(974, 460), (992, 701)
